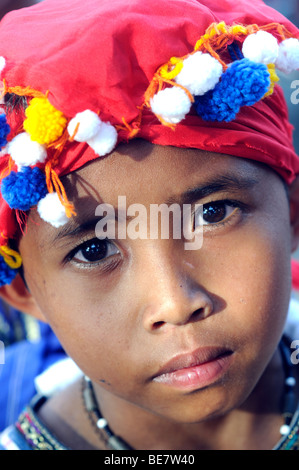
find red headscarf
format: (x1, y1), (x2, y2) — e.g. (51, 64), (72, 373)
(0, 0), (298, 284)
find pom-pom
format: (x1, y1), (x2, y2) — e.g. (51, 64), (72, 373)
(0, 114), (10, 150)
(0, 255), (18, 286)
(0, 57), (6, 76)
(87, 122), (118, 156)
(7, 132), (47, 168)
(68, 110), (102, 142)
(37, 192), (69, 228)
(23, 97), (67, 145)
(175, 52), (223, 96)
(264, 64), (279, 98)
(276, 38), (299, 74)
(242, 31), (279, 64)
(1, 166), (48, 211)
(194, 58), (270, 122)
(150, 86), (192, 124)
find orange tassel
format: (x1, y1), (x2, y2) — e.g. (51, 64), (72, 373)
(3, 80), (46, 99)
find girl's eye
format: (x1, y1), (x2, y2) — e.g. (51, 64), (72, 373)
(195, 201), (240, 227)
(70, 238), (119, 264)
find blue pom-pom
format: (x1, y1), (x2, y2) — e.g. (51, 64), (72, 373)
(194, 58), (270, 122)
(0, 114), (10, 149)
(0, 256), (17, 286)
(1, 166), (48, 211)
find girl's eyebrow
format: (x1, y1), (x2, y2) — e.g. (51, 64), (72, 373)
(52, 209), (135, 244)
(166, 174), (260, 206)
(51, 174), (259, 243)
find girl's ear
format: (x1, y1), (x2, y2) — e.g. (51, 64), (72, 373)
(289, 176), (299, 253)
(0, 274), (47, 322)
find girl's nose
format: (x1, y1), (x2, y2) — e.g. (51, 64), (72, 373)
(138, 245), (214, 333)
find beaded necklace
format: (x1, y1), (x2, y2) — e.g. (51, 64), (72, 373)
(82, 336), (297, 450)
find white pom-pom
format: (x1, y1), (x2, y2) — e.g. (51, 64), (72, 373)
(276, 38), (299, 74)
(37, 192), (69, 228)
(242, 31), (279, 64)
(175, 52), (223, 95)
(150, 86), (191, 124)
(7, 132), (47, 169)
(0, 57), (6, 76)
(87, 121), (118, 156)
(67, 110), (102, 142)
(0, 145), (7, 157)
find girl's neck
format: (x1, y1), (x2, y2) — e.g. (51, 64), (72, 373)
(37, 345), (298, 450)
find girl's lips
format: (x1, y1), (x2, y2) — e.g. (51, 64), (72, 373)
(152, 347), (233, 391)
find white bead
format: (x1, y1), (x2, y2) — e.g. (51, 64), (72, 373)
(0, 56), (6, 76)
(96, 418), (108, 429)
(175, 52), (223, 96)
(67, 110), (102, 142)
(150, 86), (191, 124)
(8, 132), (47, 168)
(285, 376), (296, 387)
(242, 31), (279, 64)
(280, 424), (290, 436)
(37, 192), (69, 228)
(276, 38), (299, 74)
(87, 121), (118, 156)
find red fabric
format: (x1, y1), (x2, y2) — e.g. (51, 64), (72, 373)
(292, 260), (299, 291)
(0, 0), (298, 245)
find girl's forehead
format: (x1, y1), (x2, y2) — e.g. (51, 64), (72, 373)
(63, 142), (268, 203)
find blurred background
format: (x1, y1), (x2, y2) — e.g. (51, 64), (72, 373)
(0, 1), (42, 18)
(265, 0), (299, 154)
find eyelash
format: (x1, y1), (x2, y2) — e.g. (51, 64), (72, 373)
(65, 199), (248, 268)
(194, 199), (248, 230)
(65, 237), (120, 270)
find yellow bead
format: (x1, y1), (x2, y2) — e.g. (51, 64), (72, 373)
(24, 97), (67, 145)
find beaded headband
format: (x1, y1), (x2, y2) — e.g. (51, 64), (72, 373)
(0, 19), (298, 285)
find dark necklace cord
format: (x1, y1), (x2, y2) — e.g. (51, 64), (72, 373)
(82, 376), (132, 450)
(82, 335), (297, 449)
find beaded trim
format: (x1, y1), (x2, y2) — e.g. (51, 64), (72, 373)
(6, 391), (299, 450)
(15, 396), (68, 451)
(274, 411), (299, 450)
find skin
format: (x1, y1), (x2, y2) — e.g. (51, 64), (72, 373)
(1, 140), (299, 450)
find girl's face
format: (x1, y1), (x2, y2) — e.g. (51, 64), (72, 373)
(19, 141), (293, 423)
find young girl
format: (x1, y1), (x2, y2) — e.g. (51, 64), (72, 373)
(0, 0), (299, 450)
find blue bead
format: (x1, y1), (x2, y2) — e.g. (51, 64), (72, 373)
(0, 255), (17, 286)
(0, 114), (10, 149)
(1, 166), (48, 211)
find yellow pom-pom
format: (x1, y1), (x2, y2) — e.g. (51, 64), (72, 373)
(263, 63), (279, 98)
(24, 97), (67, 145)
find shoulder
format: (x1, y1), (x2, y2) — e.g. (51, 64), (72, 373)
(0, 395), (68, 450)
